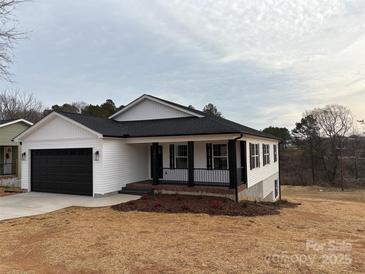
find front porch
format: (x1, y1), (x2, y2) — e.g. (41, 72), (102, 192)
(122, 134), (248, 200)
(120, 181), (246, 200)
(0, 146), (19, 179)
(0, 146), (19, 188)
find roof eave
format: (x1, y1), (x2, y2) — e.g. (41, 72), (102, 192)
(102, 131), (242, 139)
(0, 119), (33, 129)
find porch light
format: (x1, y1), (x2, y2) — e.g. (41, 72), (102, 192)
(94, 151), (100, 161)
(21, 152), (26, 161)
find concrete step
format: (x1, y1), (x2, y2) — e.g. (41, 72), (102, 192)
(119, 188), (152, 195)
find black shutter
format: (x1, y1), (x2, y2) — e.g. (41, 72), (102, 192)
(257, 144), (260, 167)
(240, 141), (247, 183)
(206, 143), (212, 169)
(249, 143), (253, 170)
(169, 144), (175, 169)
(274, 144), (277, 162)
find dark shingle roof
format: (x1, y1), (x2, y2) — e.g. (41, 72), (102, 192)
(58, 111), (279, 140)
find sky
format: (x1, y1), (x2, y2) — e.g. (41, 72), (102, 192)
(2, 0), (365, 130)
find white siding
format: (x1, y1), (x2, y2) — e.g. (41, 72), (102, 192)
(19, 115), (151, 196)
(20, 116), (103, 196)
(113, 98), (191, 121)
(244, 136), (279, 188)
(21, 138), (103, 195)
(194, 142), (206, 168)
(24, 116), (96, 141)
(100, 140), (149, 194)
(162, 143), (170, 168)
(262, 173), (279, 200)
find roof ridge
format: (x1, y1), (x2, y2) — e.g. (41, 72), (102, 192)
(114, 116), (198, 123)
(56, 110), (111, 120)
(145, 94), (207, 117)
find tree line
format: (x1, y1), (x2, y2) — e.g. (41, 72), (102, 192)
(0, 90), (224, 123)
(2, 90), (364, 189)
(263, 106), (364, 189)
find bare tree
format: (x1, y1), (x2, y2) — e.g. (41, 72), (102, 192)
(0, 89), (43, 122)
(0, 0), (24, 80)
(311, 105), (353, 187)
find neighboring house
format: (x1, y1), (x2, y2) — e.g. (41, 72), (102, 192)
(0, 119), (33, 186)
(14, 95), (280, 202)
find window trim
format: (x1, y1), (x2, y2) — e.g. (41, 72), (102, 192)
(249, 143), (260, 169)
(273, 144), (278, 162)
(212, 143), (228, 170)
(263, 144), (270, 166)
(174, 144), (188, 169)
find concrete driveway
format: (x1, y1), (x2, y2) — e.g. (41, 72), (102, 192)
(0, 192), (140, 221)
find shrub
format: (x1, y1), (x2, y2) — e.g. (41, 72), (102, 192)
(210, 199), (223, 209)
(181, 204), (190, 211)
(154, 203), (162, 209)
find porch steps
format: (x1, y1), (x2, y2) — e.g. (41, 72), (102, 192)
(119, 184), (153, 195)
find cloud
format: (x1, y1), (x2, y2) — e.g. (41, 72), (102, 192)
(5, 0), (365, 129)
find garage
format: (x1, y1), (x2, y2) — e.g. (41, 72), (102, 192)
(31, 148), (93, 196)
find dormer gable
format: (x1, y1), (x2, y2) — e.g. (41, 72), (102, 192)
(109, 94), (203, 122)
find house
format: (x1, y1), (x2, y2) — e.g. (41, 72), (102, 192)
(0, 119), (33, 186)
(14, 95), (280, 202)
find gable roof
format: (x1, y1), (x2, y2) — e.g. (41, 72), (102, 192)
(13, 112), (103, 141)
(0, 118), (33, 128)
(108, 94), (204, 119)
(14, 95), (279, 141)
(57, 111), (279, 140)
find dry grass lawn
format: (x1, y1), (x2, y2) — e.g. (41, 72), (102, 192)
(283, 185), (365, 203)
(0, 186), (364, 273)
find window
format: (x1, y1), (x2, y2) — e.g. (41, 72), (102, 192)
(273, 144), (278, 162)
(175, 144), (188, 169)
(275, 179), (279, 198)
(212, 144), (228, 169)
(249, 143), (260, 169)
(263, 144), (270, 166)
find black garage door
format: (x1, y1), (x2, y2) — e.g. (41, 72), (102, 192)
(31, 148), (93, 196)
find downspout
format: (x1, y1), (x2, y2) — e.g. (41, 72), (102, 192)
(278, 140), (282, 201)
(233, 133), (243, 202)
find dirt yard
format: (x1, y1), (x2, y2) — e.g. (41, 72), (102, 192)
(0, 186), (364, 273)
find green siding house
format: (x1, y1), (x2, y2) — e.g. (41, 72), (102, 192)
(0, 119), (33, 181)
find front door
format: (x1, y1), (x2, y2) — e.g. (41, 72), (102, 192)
(151, 145), (163, 178)
(3, 147), (12, 175)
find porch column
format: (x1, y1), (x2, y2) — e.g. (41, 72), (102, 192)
(152, 142), (159, 185)
(228, 140), (237, 189)
(188, 141), (194, 187)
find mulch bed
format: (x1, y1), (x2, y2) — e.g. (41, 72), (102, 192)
(112, 194), (299, 216)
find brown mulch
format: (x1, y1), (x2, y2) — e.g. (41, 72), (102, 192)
(112, 194), (299, 216)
